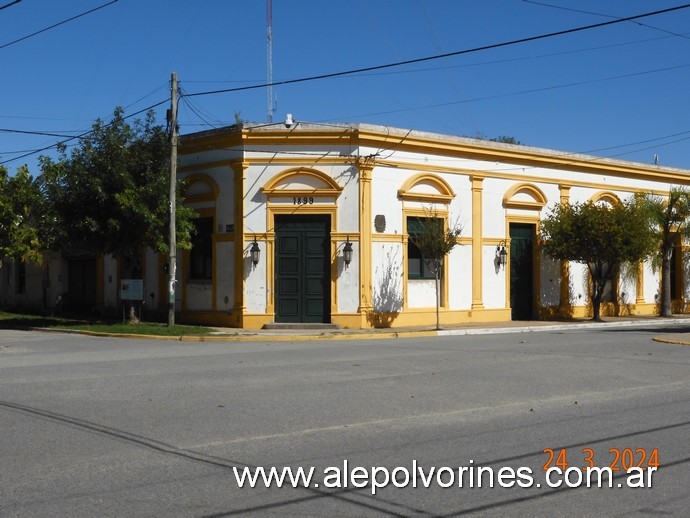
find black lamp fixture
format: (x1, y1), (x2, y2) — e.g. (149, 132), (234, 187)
(497, 240), (508, 270)
(250, 237), (260, 266)
(343, 236), (353, 266)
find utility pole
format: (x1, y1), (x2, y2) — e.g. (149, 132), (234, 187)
(167, 72), (178, 327)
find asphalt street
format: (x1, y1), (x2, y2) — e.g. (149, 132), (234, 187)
(1, 325), (689, 517)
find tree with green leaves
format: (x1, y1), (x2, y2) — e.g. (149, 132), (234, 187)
(638, 187), (690, 317)
(41, 108), (196, 263)
(41, 108), (196, 261)
(40, 108), (196, 319)
(408, 211), (463, 330)
(0, 165), (48, 266)
(540, 199), (656, 321)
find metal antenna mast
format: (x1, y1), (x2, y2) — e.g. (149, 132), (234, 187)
(266, 0), (274, 123)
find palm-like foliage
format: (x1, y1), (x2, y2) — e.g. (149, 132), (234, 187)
(638, 188), (690, 317)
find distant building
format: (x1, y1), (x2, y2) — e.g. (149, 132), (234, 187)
(3, 122), (689, 327)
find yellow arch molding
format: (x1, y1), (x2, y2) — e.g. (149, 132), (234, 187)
(398, 173), (456, 203)
(260, 167), (343, 197)
(182, 173), (220, 203)
(503, 183), (547, 210)
(589, 190), (622, 206)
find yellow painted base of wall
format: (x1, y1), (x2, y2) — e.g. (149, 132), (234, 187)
(178, 308), (514, 330)
(541, 302), (662, 319)
(356, 307), (512, 329)
(332, 313), (364, 329)
(180, 303), (685, 330)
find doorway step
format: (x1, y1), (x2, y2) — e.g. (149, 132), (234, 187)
(262, 322), (340, 330)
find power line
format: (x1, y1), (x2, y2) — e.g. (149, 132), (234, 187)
(183, 3), (690, 99)
(0, 128), (83, 138)
(0, 0), (21, 11)
(0, 97), (168, 166)
(0, 0), (118, 50)
(317, 62), (690, 122)
(523, 0), (690, 41)
(4, 3), (690, 166)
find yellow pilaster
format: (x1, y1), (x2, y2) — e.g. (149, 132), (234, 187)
(231, 161), (248, 327)
(357, 158), (374, 327)
(636, 262), (645, 305)
(471, 177), (484, 310)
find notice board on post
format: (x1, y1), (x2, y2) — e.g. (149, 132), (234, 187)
(120, 279), (144, 301)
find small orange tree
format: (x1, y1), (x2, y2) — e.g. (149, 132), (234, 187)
(540, 199), (655, 321)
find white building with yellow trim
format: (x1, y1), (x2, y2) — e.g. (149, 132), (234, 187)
(2, 122), (689, 327)
(171, 122), (690, 328)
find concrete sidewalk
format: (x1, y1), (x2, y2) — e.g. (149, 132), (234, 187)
(196, 314), (690, 343)
(30, 314), (690, 342)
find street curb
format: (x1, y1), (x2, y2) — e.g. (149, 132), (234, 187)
(27, 326), (440, 342)
(24, 317), (690, 342)
(651, 336), (690, 346)
(437, 318), (688, 336)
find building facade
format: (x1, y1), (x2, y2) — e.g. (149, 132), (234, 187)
(3, 122), (689, 327)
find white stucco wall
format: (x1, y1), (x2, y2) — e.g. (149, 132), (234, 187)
(185, 282), (212, 311)
(216, 241), (234, 312)
(339, 241), (360, 313)
(569, 262), (589, 306)
(643, 261), (660, 304)
(540, 253), (561, 307)
(619, 264), (637, 306)
(371, 166), (404, 235)
(408, 279), (436, 308)
(482, 178), (507, 238)
(337, 165), (360, 235)
(371, 242), (403, 313)
(447, 244), (472, 310)
(483, 245), (506, 309)
(244, 241), (266, 313)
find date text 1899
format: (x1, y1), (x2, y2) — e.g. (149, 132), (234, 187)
(293, 197), (314, 205)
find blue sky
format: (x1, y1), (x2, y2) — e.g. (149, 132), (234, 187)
(2, 0), (690, 174)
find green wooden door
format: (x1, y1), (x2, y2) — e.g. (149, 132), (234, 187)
(509, 223), (535, 320)
(275, 215), (330, 323)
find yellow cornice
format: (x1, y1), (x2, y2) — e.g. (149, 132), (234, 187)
(180, 126), (690, 186)
(355, 128), (690, 184)
(377, 159), (674, 196)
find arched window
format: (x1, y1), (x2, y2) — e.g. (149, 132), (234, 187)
(182, 174), (218, 281)
(502, 183), (547, 210)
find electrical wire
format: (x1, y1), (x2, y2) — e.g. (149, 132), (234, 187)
(0, 0), (21, 11)
(179, 88), (223, 129)
(0, 0), (118, 50)
(4, 3), (690, 166)
(0, 128), (84, 138)
(523, 0), (690, 41)
(183, 3), (690, 99)
(317, 61), (690, 122)
(0, 97), (168, 166)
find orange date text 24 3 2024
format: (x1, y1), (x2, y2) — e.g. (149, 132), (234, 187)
(542, 448), (660, 472)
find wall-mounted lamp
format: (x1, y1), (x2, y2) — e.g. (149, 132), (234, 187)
(343, 236), (353, 266)
(250, 237), (260, 266)
(497, 240), (508, 270)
